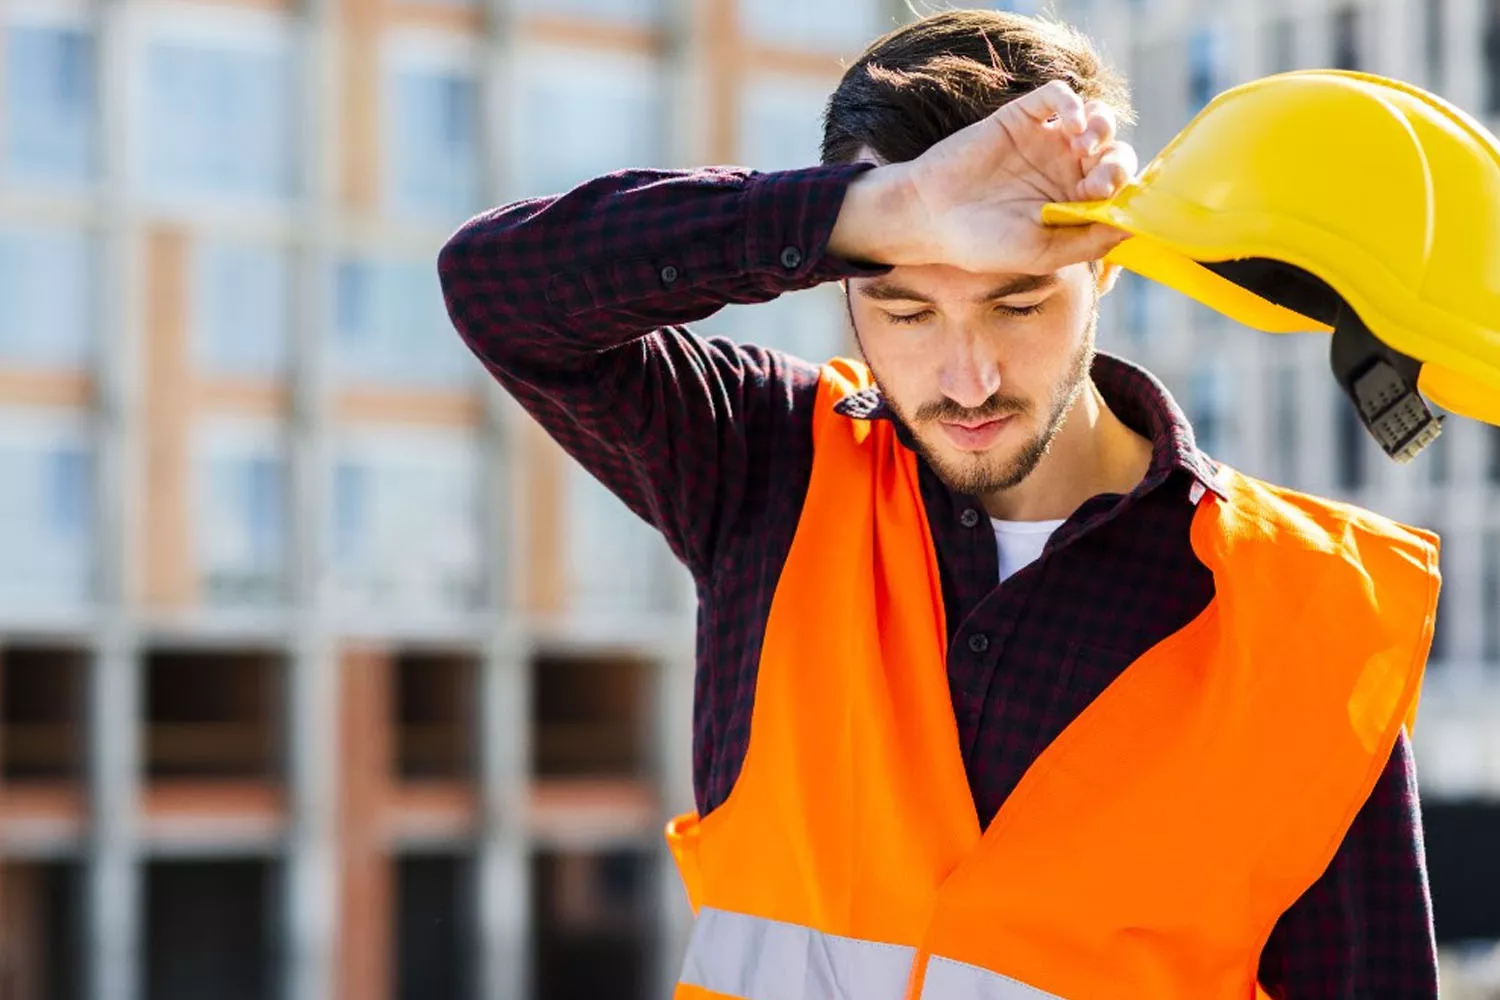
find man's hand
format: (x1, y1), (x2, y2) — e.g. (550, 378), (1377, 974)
(827, 79), (1137, 274)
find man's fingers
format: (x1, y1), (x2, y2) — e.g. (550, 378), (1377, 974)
(1008, 79), (1087, 133)
(1072, 101), (1117, 156)
(1076, 161), (1125, 200)
(1034, 222), (1130, 272)
(1082, 138), (1138, 177)
(1077, 142), (1137, 199)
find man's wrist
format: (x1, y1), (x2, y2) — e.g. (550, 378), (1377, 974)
(828, 163), (927, 267)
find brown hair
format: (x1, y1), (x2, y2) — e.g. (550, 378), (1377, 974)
(821, 8), (1134, 166)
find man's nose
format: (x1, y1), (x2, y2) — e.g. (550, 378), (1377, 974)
(937, 337), (1002, 411)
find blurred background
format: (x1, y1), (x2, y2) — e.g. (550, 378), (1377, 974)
(0, 0), (1497, 997)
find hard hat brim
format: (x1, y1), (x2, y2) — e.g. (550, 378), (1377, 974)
(1044, 198), (1500, 430)
(1041, 199), (1330, 334)
(1420, 364), (1500, 426)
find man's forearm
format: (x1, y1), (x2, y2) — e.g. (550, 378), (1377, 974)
(434, 163), (892, 581)
(438, 163), (888, 374)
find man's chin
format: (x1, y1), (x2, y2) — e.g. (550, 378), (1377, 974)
(919, 439), (1037, 498)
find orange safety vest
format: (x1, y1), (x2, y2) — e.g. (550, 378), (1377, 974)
(666, 359), (1440, 1000)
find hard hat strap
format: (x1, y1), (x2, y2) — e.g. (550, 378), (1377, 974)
(1329, 305), (1444, 464)
(1199, 257), (1442, 464)
(1201, 258), (1342, 326)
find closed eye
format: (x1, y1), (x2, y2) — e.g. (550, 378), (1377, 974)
(885, 309), (935, 326)
(884, 301), (1047, 325)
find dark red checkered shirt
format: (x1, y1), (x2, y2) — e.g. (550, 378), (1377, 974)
(438, 163), (1439, 998)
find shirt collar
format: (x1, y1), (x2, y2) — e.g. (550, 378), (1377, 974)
(830, 351), (1229, 503)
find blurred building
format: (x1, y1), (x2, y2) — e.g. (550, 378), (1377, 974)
(0, 0), (1498, 998)
(0, 0), (902, 998)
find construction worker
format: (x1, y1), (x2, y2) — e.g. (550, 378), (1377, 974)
(439, 9), (1441, 999)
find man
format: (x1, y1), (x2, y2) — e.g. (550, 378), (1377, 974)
(439, 9), (1440, 998)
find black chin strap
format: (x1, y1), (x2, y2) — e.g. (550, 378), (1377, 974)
(1328, 303), (1443, 463)
(1199, 258), (1442, 463)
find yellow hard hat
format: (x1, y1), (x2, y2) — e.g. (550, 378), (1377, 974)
(1042, 69), (1500, 462)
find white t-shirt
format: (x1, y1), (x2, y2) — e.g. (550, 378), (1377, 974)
(991, 517), (1067, 583)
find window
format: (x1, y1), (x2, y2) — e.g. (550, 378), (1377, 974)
(387, 67), (480, 222)
(1128, 36), (1189, 157)
(192, 242), (290, 376)
(2, 646), (86, 783)
(1425, 0), (1446, 91)
(517, 51), (664, 196)
(532, 654), (651, 779)
(1266, 17), (1297, 73)
(195, 423), (287, 607)
(513, 0), (661, 24)
(332, 462), (367, 567)
(0, 415), (92, 604)
(1482, 530), (1500, 664)
(1486, 0), (1500, 114)
(332, 255), (474, 387)
(1426, 410), (1450, 485)
(738, 0), (885, 53)
(1271, 363), (1300, 485)
(4, 22), (96, 183)
(1423, 802), (1500, 942)
(1191, 298), (1230, 334)
(145, 859), (278, 1000)
(144, 33), (296, 203)
(1488, 425), (1500, 484)
(1119, 272), (1159, 344)
(396, 854), (477, 1000)
(1187, 362), (1235, 463)
(1332, 6), (1362, 71)
(330, 432), (484, 614)
(1187, 23), (1226, 111)
(1335, 396), (1366, 491)
(0, 860), (83, 1000)
(738, 78), (828, 171)
(566, 462), (673, 614)
(145, 648), (283, 780)
(394, 651), (477, 781)
(0, 225), (94, 368)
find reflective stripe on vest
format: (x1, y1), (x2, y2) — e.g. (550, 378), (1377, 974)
(679, 907), (1070, 1000)
(679, 907), (915, 1000)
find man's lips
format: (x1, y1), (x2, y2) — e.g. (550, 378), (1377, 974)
(938, 415), (1014, 451)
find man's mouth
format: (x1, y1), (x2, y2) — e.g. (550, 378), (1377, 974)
(938, 415), (1014, 451)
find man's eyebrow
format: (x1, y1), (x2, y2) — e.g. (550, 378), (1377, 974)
(855, 280), (935, 303)
(974, 273), (1061, 302)
(856, 273), (1061, 304)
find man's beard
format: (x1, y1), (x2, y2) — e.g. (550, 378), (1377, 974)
(862, 303), (1098, 498)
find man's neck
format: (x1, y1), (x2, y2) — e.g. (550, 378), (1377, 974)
(979, 379), (1154, 522)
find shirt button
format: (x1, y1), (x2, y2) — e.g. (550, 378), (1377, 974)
(660, 264), (680, 285)
(960, 507), (981, 528)
(967, 633), (991, 654)
(779, 245), (803, 270)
